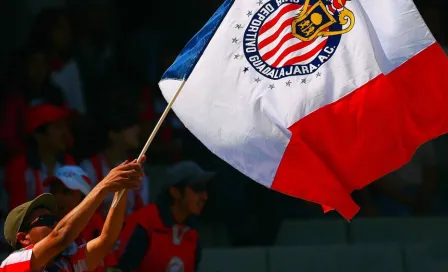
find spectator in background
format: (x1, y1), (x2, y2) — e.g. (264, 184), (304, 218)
(30, 8), (86, 115)
(44, 166), (102, 242)
(44, 165), (118, 270)
(116, 161), (211, 272)
(80, 105), (149, 218)
(0, 47), (65, 161)
(4, 103), (74, 211)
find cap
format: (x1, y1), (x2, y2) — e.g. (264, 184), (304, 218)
(4, 193), (58, 249)
(164, 161), (215, 189)
(25, 103), (69, 134)
(43, 166), (92, 196)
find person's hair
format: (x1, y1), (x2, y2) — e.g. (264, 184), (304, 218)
(26, 123), (51, 148)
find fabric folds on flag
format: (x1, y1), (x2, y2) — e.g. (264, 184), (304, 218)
(159, 0), (448, 220)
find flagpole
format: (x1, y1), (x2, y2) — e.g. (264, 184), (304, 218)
(111, 80), (187, 208)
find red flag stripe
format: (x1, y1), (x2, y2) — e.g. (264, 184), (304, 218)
(261, 32), (295, 61)
(281, 39), (328, 67)
(272, 43), (448, 220)
(259, 4), (302, 36)
(258, 17), (295, 51)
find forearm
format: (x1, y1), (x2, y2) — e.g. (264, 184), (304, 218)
(85, 192), (128, 270)
(100, 191), (128, 248)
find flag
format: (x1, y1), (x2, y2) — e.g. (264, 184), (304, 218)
(159, 0), (448, 220)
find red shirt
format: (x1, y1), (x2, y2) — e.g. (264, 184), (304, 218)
(0, 94), (28, 158)
(0, 243), (88, 271)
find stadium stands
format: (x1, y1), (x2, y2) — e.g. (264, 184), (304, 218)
(198, 218), (448, 272)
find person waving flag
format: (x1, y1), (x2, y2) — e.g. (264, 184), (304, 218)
(159, 0), (448, 220)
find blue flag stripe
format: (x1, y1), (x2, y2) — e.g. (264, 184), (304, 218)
(161, 0), (234, 81)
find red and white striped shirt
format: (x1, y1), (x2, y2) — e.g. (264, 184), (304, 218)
(0, 243), (88, 272)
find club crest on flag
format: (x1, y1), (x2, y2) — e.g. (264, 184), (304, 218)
(243, 0), (355, 80)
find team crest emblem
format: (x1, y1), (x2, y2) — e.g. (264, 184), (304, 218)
(243, 0), (355, 80)
(166, 256), (184, 272)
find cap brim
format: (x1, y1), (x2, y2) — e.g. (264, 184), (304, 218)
(10, 194), (57, 249)
(25, 194), (58, 219)
(191, 171), (216, 184)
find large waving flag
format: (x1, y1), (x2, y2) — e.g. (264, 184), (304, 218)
(159, 0), (448, 220)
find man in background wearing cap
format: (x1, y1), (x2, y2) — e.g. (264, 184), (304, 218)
(44, 165), (117, 271)
(4, 103), (75, 211)
(80, 107), (149, 219)
(115, 161), (213, 272)
(43, 166), (104, 243)
(0, 157), (144, 271)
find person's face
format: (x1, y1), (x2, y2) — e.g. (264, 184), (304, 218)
(35, 120), (69, 152)
(110, 124), (141, 150)
(49, 180), (84, 218)
(52, 15), (72, 51)
(16, 208), (58, 248)
(172, 182), (208, 216)
(25, 52), (48, 87)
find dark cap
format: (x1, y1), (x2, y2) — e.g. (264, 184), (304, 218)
(4, 194), (57, 249)
(164, 161), (215, 190)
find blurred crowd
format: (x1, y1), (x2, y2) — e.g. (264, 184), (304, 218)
(0, 0), (447, 257)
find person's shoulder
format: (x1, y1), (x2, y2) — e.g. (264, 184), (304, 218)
(1, 245), (34, 267)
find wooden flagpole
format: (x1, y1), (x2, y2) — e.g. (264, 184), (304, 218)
(111, 80), (187, 208)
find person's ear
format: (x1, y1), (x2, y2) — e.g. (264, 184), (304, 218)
(16, 232), (31, 248)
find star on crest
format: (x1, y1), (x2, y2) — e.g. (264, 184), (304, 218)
(234, 53), (241, 59)
(232, 37), (239, 43)
(269, 84), (275, 90)
(235, 24), (243, 30)
(247, 11), (253, 17)
(257, 0), (263, 5)
(301, 78), (307, 84)
(316, 72), (321, 78)
(243, 67), (249, 73)
(286, 80), (292, 87)
(254, 78), (261, 83)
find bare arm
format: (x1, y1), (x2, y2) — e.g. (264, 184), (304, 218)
(30, 161), (142, 271)
(85, 157), (145, 271)
(85, 192), (129, 271)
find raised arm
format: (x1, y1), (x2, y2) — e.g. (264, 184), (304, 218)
(30, 160), (142, 271)
(85, 157), (146, 271)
